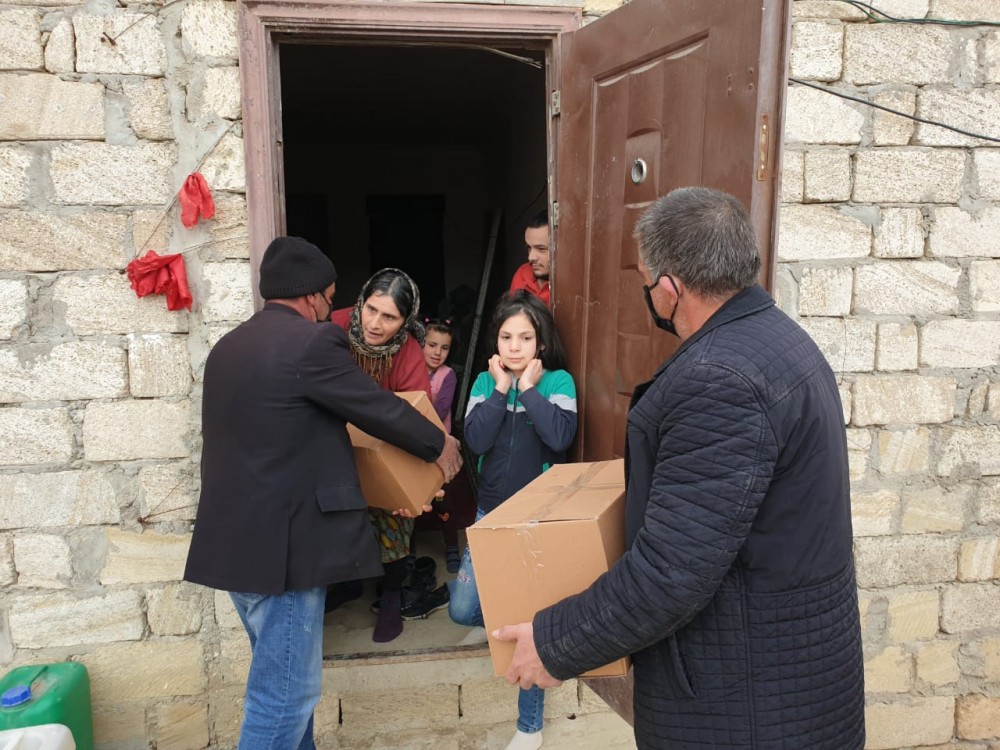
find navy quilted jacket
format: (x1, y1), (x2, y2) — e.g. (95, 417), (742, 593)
(534, 285), (865, 749)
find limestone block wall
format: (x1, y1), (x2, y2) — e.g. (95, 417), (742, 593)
(0, 0), (998, 747)
(0, 0), (253, 746)
(782, 1), (1000, 747)
(0, 1), (631, 748)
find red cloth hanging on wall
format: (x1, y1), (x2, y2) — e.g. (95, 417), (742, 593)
(179, 172), (216, 228)
(126, 250), (193, 311)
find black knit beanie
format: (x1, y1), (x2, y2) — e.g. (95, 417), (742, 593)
(258, 236), (337, 300)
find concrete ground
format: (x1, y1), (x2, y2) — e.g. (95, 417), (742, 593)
(312, 529), (636, 749)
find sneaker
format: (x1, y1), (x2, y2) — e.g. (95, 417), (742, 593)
(445, 545), (461, 574)
(457, 626), (488, 646)
(401, 584), (450, 620)
(504, 730), (543, 750)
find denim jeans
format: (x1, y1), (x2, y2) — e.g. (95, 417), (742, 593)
(230, 587), (326, 750)
(448, 510), (545, 733)
(447, 541), (484, 627)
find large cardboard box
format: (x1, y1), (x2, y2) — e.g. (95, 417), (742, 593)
(467, 459), (630, 678)
(347, 390), (445, 515)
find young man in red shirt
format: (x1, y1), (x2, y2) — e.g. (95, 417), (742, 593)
(510, 211), (550, 306)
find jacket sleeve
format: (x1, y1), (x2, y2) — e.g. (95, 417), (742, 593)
(532, 363), (778, 679)
(517, 370), (577, 452)
(300, 323), (444, 462)
(433, 369), (457, 423)
(463, 372), (507, 456)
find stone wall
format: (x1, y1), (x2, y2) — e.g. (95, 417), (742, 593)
(0, 0), (252, 745)
(0, 0), (997, 748)
(0, 0), (631, 747)
(783, 1), (1000, 747)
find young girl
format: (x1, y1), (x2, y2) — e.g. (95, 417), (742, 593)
(449, 290), (577, 750)
(422, 319), (463, 572)
(423, 319), (457, 434)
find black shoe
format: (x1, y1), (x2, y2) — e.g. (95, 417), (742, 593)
(371, 588), (418, 614)
(372, 582), (432, 615)
(401, 584), (450, 620)
(371, 556), (438, 615)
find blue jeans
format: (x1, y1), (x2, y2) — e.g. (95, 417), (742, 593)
(448, 512), (545, 733)
(229, 588), (326, 750)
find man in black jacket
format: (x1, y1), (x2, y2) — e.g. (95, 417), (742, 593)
(184, 236), (462, 750)
(495, 189), (864, 749)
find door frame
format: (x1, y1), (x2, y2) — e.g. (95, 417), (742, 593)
(238, 0), (580, 308)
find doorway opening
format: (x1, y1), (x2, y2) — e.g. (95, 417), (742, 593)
(278, 40), (549, 660)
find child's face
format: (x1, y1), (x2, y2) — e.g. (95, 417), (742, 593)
(423, 330), (452, 370)
(497, 312), (538, 376)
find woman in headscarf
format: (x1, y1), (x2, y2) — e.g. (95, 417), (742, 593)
(329, 268), (431, 642)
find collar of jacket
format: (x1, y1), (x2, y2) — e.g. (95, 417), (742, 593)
(262, 301), (307, 317)
(651, 284), (775, 380)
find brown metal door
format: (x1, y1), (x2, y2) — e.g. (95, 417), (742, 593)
(552, 0), (790, 723)
(555, 0), (789, 465)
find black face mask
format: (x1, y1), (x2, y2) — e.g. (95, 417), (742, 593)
(642, 275), (680, 336)
(313, 294), (332, 323)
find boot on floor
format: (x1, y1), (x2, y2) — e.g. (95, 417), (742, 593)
(409, 556), (437, 592)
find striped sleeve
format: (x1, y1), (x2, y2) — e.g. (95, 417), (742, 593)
(519, 369), (578, 452)
(465, 371), (496, 417)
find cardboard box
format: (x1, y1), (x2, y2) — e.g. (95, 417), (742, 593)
(347, 390), (445, 515)
(467, 459), (630, 678)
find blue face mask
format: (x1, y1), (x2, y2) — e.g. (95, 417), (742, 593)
(642, 275), (680, 336)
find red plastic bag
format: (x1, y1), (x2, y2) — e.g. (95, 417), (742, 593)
(126, 250), (193, 311)
(179, 172), (215, 228)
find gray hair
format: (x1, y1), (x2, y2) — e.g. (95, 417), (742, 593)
(634, 187), (761, 298)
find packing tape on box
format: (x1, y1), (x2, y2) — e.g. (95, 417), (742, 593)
(526, 461), (623, 522)
(511, 461), (623, 580)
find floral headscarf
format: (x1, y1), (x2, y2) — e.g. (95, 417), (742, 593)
(347, 268), (425, 384)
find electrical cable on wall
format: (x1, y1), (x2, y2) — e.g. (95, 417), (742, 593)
(836, 0), (1000, 27)
(788, 78), (1000, 144)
